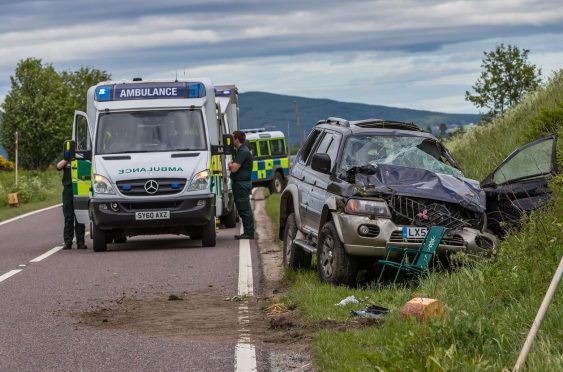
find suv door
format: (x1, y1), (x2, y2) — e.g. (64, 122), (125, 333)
(292, 129), (323, 229)
(72, 111), (92, 225)
(482, 135), (558, 235)
(303, 131), (341, 231)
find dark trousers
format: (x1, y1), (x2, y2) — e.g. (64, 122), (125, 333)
(63, 187), (85, 247)
(232, 180), (254, 236)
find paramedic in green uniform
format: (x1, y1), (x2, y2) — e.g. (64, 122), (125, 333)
(229, 131), (255, 240)
(56, 159), (87, 249)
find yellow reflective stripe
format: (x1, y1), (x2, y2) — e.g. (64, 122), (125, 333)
(280, 157), (289, 168)
(211, 154), (222, 175)
(70, 160), (78, 179)
(76, 182), (90, 196)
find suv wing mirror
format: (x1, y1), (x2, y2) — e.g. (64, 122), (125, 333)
(311, 153), (331, 174)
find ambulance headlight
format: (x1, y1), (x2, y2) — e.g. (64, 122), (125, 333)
(188, 170), (210, 191)
(93, 174), (115, 194)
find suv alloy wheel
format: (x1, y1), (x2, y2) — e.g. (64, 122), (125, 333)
(317, 221), (358, 285)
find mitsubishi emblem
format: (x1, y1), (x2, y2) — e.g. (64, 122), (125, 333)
(144, 180), (159, 194)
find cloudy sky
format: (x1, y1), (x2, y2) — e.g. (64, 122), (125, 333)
(0, 0), (562, 113)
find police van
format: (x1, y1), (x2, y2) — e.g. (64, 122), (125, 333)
(65, 78), (238, 251)
(243, 128), (289, 193)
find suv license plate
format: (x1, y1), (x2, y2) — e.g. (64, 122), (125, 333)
(402, 227), (428, 239)
(135, 211), (170, 220)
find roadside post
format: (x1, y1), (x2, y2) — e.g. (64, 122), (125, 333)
(513, 256), (563, 371)
(15, 130), (18, 186)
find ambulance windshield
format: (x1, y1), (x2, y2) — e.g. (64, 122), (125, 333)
(97, 109), (207, 154)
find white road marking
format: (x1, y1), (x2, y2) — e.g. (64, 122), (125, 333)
(18, 264), (26, 267)
(0, 269), (23, 283)
(0, 204), (62, 227)
(29, 246), (63, 263)
(235, 224), (257, 372)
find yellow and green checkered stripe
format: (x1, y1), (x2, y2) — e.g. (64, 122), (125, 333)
(71, 159), (91, 196)
(251, 157), (289, 181)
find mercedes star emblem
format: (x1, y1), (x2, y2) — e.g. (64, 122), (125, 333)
(144, 180), (159, 194)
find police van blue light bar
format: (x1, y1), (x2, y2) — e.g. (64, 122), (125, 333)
(241, 128), (266, 133)
(215, 89), (233, 97)
(95, 82), (206, 101)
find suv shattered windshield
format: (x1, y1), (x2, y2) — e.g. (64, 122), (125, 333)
(339, 135), (463, 177)
(97, 110), (207, 154)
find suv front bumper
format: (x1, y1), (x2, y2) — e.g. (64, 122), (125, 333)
(332, 213), (498, 258)
(90, 194), (215, 231)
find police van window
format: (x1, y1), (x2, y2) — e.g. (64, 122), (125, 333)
(96, 110), (207, 154)
(248, 141), (258, 157)
(297, 129), (321, 164)
(258, 141), (269, 157)
(269, 139), (285, 156)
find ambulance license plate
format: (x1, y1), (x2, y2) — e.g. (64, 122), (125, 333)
(135, 211), (170, 220)
(401, 226), (428, 239)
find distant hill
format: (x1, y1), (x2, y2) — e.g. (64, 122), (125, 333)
(239, 92), (480, 145)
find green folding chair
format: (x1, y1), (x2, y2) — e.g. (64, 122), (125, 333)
(377, 226), (447, 285)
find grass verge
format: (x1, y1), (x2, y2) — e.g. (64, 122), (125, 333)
(0, 169), (61, 221)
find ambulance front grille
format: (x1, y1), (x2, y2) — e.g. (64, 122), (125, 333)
(116, 178), (187, 196)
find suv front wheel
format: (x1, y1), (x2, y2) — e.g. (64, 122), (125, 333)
(283, 213), (311, 269)
(317, 221), (358, 286)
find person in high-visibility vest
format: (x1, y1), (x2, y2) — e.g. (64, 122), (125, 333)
(228, 131), (255, 240)
(56, 159), (87, 250)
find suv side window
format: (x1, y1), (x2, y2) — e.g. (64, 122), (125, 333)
(297, 129), (322, 164)
(309, 131), (340, 170)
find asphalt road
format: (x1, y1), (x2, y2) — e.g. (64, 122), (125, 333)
(0, 206), (265, 371)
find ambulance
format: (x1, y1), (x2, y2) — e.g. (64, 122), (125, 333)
(64, 78), (238, 251)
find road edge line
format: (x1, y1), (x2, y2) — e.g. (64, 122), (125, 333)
(0, 269), (23, 283)
(0, 204), (62, 227)
(235, 224), (257, 372)
(30, 246), (64, 263)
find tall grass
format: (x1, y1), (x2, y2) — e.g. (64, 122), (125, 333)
(0, 169), (61, 220)
(447, 70), (563, 180)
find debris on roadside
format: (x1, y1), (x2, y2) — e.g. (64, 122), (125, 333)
(350, 305), (390, 319)
(335, 295), (360, 306)
(224, 295), (253, 302)
(168, 294), (183, 301)
(401, 297), (445, 321)
(265, 303), (290, 315)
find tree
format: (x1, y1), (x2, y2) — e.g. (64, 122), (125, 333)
(60, 66), (110, 112)
(0, 58), (72, 169)
(439, 123), (448, 137)
(465, 44), (541, 121)
(0, 59), (111, 169)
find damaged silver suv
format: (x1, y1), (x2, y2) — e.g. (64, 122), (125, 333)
(279, 118), (558, 285)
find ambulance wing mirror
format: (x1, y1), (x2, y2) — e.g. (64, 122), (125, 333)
(63, 140), (76, 161)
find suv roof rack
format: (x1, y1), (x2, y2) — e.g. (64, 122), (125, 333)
(351, 119), (422, 131)
(315, 117), (350, 127)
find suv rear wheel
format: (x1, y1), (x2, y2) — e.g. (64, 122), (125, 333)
(317, 221), (358, 285)
(283, 213), (311, 269)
